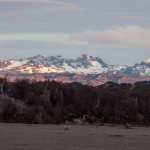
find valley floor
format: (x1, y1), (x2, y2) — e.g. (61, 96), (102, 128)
(0, 123), (150, 150)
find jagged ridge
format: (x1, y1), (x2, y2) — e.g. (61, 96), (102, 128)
(0, 54), (150, 75)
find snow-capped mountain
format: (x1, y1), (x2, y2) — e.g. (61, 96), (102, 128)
(121, 62), (150, 76)
(24, 54), (129, 74)
(25, 54), (119, 74)
(0, 60), (27, 71)
(0, 59), (64, 74)
(0, 54), (150, 76)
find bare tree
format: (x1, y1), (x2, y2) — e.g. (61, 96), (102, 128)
(0, 74), (8, 100)
(0, 79), (4, 97)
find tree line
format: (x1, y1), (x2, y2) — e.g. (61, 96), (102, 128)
(0, 78), (150, 125)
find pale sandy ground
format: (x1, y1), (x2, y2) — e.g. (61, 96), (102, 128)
(0, 123), (150, 150)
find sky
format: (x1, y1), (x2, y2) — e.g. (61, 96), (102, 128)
(0, 0), (150, 65)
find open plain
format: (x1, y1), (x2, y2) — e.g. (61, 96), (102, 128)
(0, 123), (150, 150)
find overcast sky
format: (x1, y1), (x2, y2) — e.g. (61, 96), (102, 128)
(0, 0), (150, 65)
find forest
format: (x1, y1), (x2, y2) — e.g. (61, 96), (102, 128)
(0, 77), (150, 126)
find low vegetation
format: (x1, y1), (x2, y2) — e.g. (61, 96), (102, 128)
(0, 77), (150, 125)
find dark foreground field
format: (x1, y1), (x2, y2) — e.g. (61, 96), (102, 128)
(0, 124), (150, 150)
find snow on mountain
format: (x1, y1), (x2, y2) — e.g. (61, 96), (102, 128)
(0, 60), (64, 74)
(0, 54), (150, 76)
(27, 55), (65, 68)
(14, 61), (64, 74)
(25, 54), (109, 74)
(122, 62), (150, 76)
(25, 55), (150, 75)
(0, 60), (28, 71)
(106, 65), (128, 74)
(62, 62), (105, 74)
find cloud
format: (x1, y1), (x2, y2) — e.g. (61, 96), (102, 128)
(32, 6), (85, 15)
(0, 0), (86, 17)
(70, 25), (150, 47)
(146, 59), (150, 63)
(97, 12), (150, 20)
(0, 0), (76, 6)
(129, 0), (150, 3)
(0, 33), (86, 45)
(1, 26), (150, 48)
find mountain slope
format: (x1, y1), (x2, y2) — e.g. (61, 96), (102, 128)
(25, 54), (128, 74)
(121, 62), (150, 76)
(0, 60), (64, 74)
(0, 54), (150, 76)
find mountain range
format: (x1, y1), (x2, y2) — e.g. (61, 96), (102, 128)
(0, 54), (150, 85)
(0, 54), (150, 75)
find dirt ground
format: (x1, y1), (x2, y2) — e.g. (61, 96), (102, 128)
(0, 123), (150, 150)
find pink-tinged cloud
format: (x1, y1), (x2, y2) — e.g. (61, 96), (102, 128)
(146, 59), (150, 63)
(70, 26), (150, 47)
(0, 0), (77, 6)
(0, 0), (86, 17)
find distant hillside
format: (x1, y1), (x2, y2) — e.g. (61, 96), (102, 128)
(135, 81), (150, 85)
(2, 72), (150, 86)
